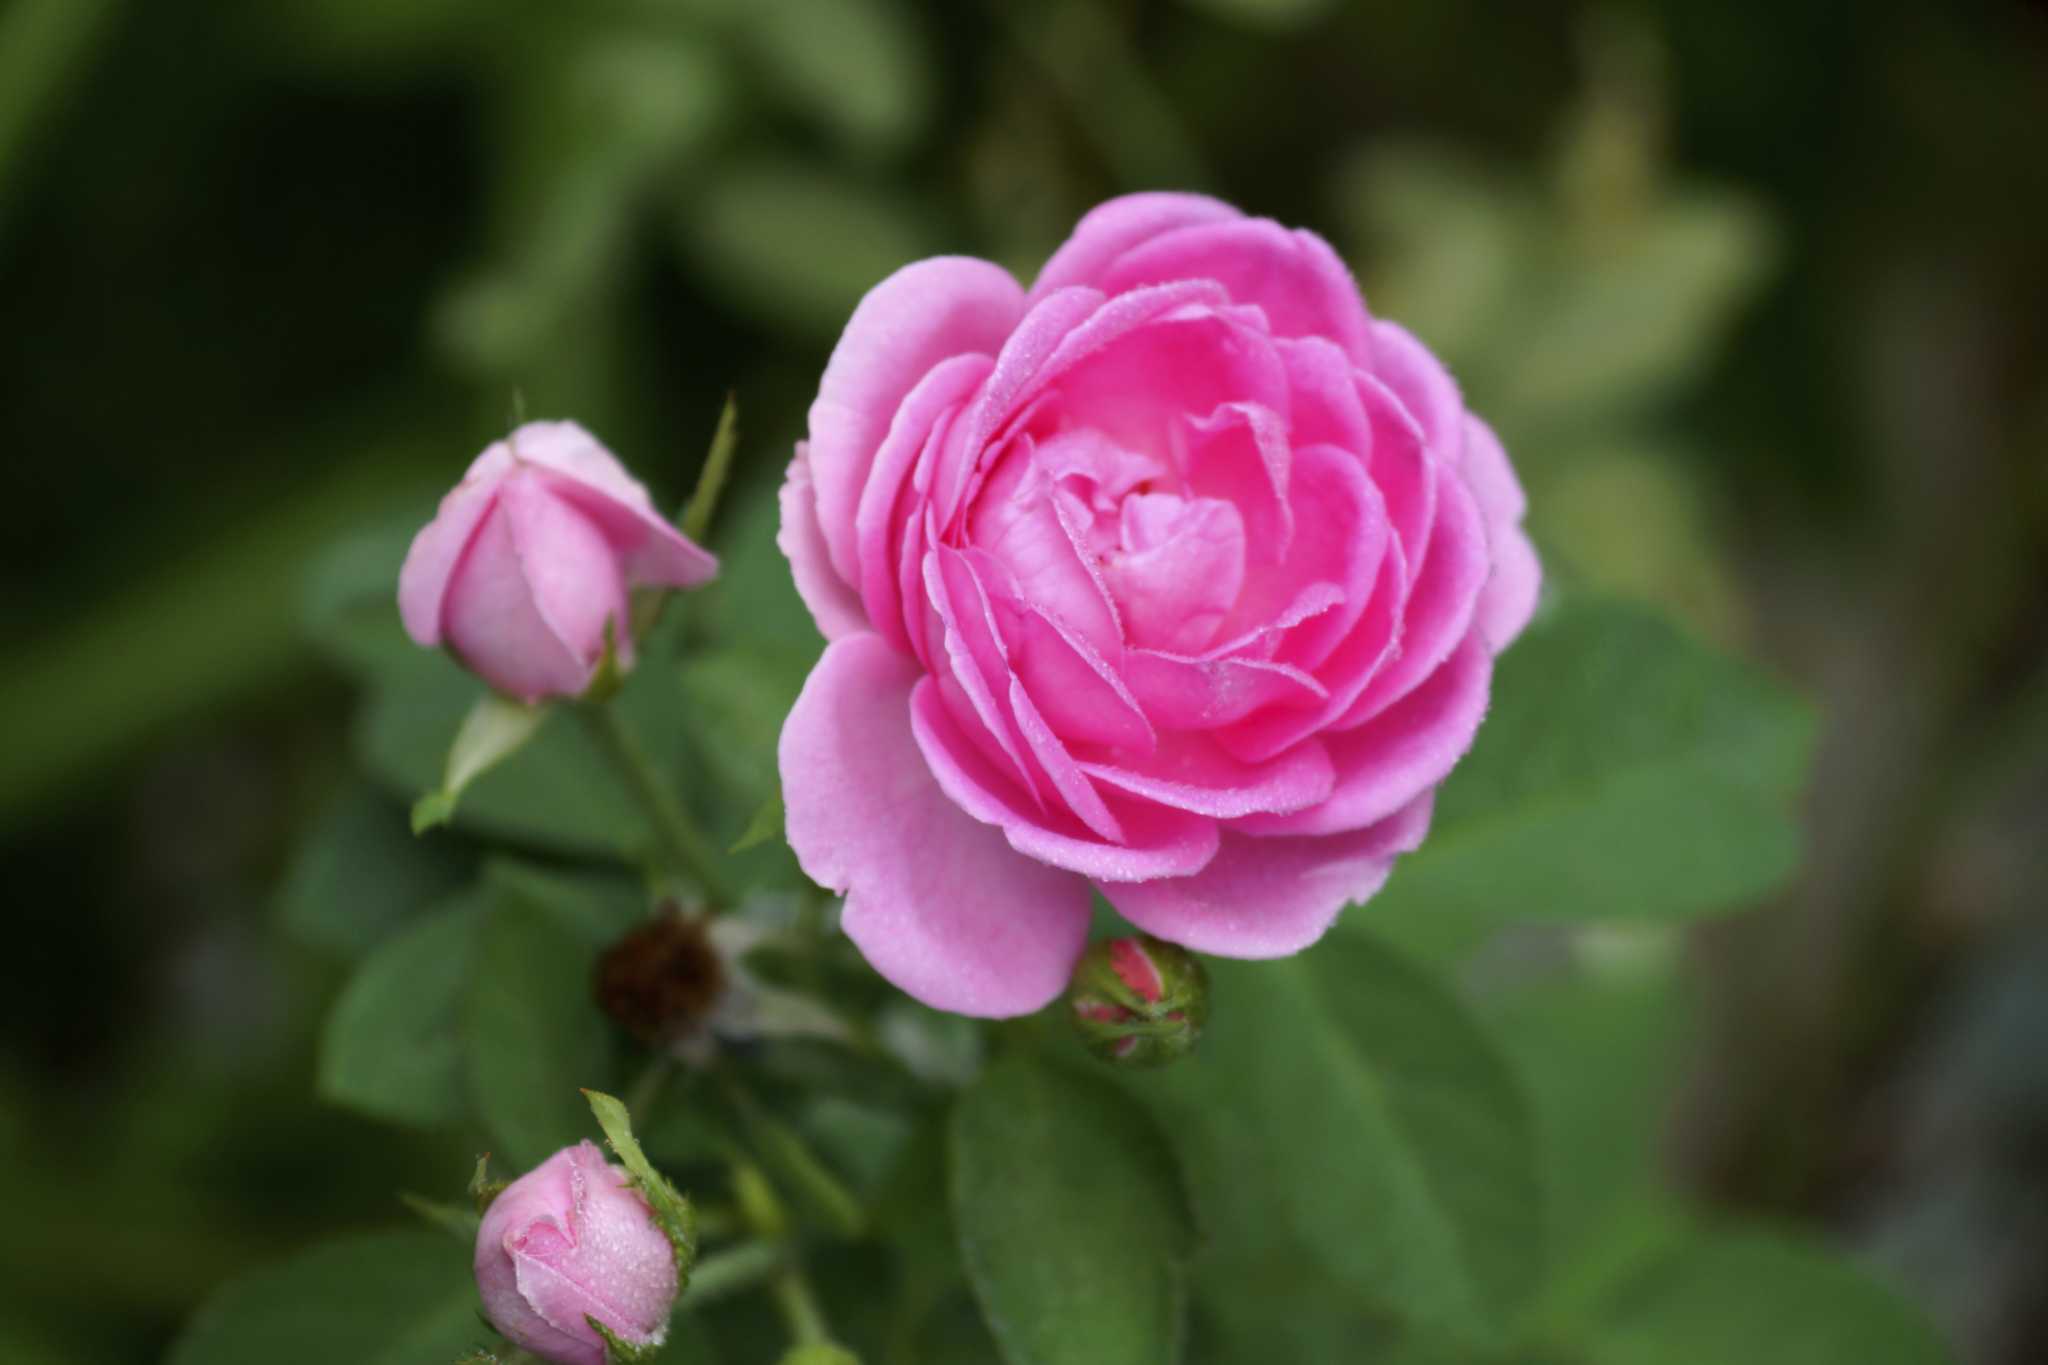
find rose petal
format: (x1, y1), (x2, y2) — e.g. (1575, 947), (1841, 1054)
(1369, 321), (1463, 462)
(912, 678), (1220, 882)
(809, 257), (1025, 582)
(1099, 218), (1373, 363)
(1079, 731), (1335, 819)
(855, 353), (991, 649)
(1238, 634), (1489, 836)
(779, 447), (870, 642)
(779, 634), (1091, 1017)
(399, 477), (499, 647)
(1097, 796), (1434, 957)
(441, 485), (612, 701)
(1122, 648), (1328, 730)
(1029, 191), (1243, 300)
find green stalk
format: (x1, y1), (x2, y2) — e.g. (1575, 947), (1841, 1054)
(578, 701), (735, 904)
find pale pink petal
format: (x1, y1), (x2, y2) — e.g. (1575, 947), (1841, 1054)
(1079, 732), (1335, 819)
(1101, 494), (1247, 652)
(1029, 191), (1243, 300)
(1238, 634), (1490, 836)
(1099, 218), (1373, 362)
(912, 678), (1220, 882)
(778, 447), (869, 641)
(441, 494), (604, 701)
(1461, 414), (1528, 524)
(502, 476), (634, 666)
(808, 257), (1025, 581)
(779, 634), (1091, 1017)
(503, 421), (719, 591)
(398, 478), (499, 646)
(1098, 796), (1434, 957)
(1478, 526), (1541, 653)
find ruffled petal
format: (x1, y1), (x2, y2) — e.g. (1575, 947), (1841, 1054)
(808, 257), (1025, 582)
(1098, 796), (1434, 957)
(779, 634), (1091, 1017)
(1238, 634), (1489, 836)
(778, 447), (870, 641)
(911, 678), (1220, 883)
(1099, 218), (1373, 362)
(1029, 191), (1243, 300)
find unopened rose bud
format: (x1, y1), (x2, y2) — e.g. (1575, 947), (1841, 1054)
(400, 421), (717, 702)
(474, 1141), (680, 1365)
(1067, 935), (1209, 1067)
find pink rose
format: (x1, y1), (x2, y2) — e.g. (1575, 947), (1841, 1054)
(399, 421), (718, 701)
(474, 1141), (680, 1365)
(777, 193), (1539, 1017)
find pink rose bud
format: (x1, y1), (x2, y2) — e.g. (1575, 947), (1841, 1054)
(400, 421), (718, 702)
(1068, 935), (1209, 1067)
(473, 1140), (681, 1365)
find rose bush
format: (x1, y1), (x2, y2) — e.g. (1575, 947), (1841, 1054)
(399, 421), (718, 701)
(778, 193), (1539, 1016)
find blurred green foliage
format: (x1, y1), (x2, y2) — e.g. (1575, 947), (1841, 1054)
(2, 0), (2044, 1362)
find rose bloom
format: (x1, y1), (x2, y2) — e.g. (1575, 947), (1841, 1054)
(399, 421), (718, 702)
(474, 1141), (679, 1365)
(777, 193), (1539, 1016)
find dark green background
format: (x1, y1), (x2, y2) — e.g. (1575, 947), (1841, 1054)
(2, 1), (2043, 1361)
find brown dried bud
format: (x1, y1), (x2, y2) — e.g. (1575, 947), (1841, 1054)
(593, 905), (727, 1046)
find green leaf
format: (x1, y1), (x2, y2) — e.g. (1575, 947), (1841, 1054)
(730, 793), (784, 853)
(1130, 936), (1542, 1351)
(413, 693), (551, 833)
(166, 1231), (482, 1365)
(1361, 597), (1814, 962)
(464, 886), (616, 1167)
(681, 393), (741, 544)
(318, 892), (487, 1129)
(1584, 1226), (1955, 1365)
(950, 1054), (1194, 1365)
(277, 780), (471, 959)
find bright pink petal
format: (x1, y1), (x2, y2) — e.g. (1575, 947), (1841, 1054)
(1010, 678), (1124, 842)
(779, 447), (869, 641)
(1461, 414), (1528, 524)
(1359, 373), (1436, 583)
(1099, 218), (1373, 362)
(1101, 493), (1247, 652)
(808, 257), (1025, 581)
(1344, 460), (1489, 724)
(1029, 192), (1243, 300)
(1098, 796), (1434, 957)
(912, 678), (1220, 882)
(855, 353), (991, 649)
(1246, 443), (1386, 671)
(924, 546), (1042, 803)
(1239, 635), (1489, 836)
(1369, 322), (1463, 463)
(999, 595), (1156, 752)
(1183, 402), (1293, 563)
(1079, 732), (1335, 819)
(779, 634), (1091, 1017)
(1122, 648), (1328, 731)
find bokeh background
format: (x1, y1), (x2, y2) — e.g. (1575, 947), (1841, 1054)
(3, 0), (2044, 1360)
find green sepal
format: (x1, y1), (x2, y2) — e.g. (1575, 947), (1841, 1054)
(680, 392), (740, 544)
(401, 1192), (481, 1241)
(412, 693), (549, 833)
(469, 1153), (509, 1214)
(581, 619), (629, 703)
(589, 1317), (665, 1364)
(583, 1089), (700, 1285)
(729, 791), (785, 853)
